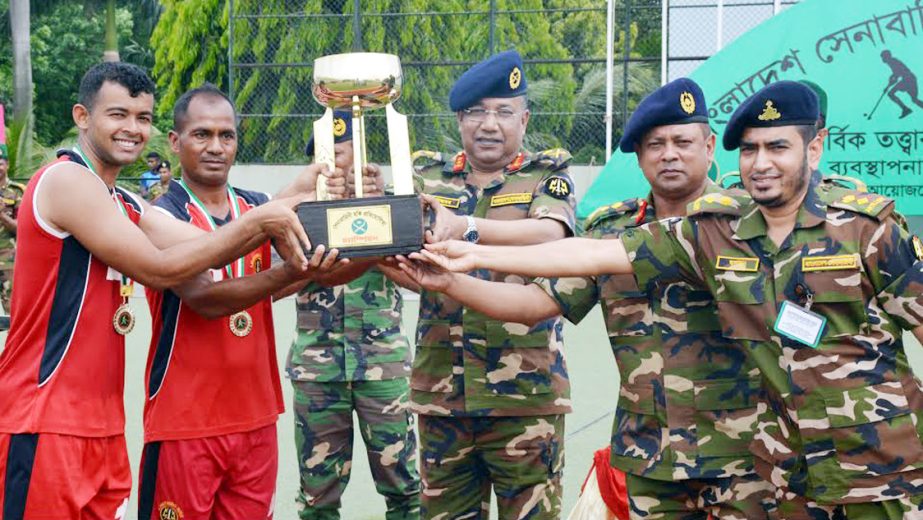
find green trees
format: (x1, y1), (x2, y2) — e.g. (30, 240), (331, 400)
(0, 0), (157, 176)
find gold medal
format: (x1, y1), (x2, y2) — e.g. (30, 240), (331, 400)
(113, 303), (136, 335)
(229, 310), (253, 337)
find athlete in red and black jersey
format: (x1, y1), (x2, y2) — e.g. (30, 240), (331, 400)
(0, 63), (324, 519)
(137, 85), (352, 520)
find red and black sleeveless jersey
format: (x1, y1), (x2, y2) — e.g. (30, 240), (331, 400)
(143, 181), (283, 442)
(0, 151), (143, 437)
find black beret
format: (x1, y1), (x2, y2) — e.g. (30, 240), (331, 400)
(723, 81), (819, 151)
(449, 50), (527, 112)
(619, 78), (709, 153)
(305, 109), (353, 157)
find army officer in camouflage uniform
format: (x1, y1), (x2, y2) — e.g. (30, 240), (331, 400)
(392, 50), (577, 519)
(399, 78), (779, 519)
(0, 143), (23, 313)
(286, 112), (421, 519)
(417, 81), (923, 519)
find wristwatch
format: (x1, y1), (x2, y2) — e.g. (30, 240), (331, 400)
(462, 215), (480, 243)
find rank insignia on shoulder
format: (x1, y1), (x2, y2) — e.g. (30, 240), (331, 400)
(491, 193), (532, 207)
(433, 195), (461, 209)
(913, 236), (923, 261)
(715, 255), (759, 272)
(543, 175), (573, 199)
(535, 148), (572, 170)
(801, 254), (859, 272)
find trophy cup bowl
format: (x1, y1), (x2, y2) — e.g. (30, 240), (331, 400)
(299, 52), (422, 259)
(312, 53), (403, 109)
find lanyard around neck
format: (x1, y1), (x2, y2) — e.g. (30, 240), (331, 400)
(177, 179), (245, 279)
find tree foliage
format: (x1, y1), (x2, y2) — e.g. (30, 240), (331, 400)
(0, 0), (155, 151)
(150, 0), (662, 164)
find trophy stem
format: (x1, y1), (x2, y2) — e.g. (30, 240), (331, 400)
(351, 96), (365, 198)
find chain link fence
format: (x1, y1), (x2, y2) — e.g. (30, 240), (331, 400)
(665, 0), (801, 80)
(228, 0), (662, 165)
(227, 1), (810, 166)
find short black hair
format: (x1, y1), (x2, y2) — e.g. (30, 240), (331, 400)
(78, 62), (155, 110)
(159, 160), (171, 170)
(173, 83), (236, 131)
(146, 151), (161, 160)
(796, 124), (818, 147)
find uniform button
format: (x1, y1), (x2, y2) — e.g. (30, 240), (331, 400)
(794, 284), (806, 297)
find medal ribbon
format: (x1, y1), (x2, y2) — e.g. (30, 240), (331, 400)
(73, 146), (134, 296)
(177, 179), (245, 279)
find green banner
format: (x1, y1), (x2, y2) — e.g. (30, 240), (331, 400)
(580, 0), (923, 217)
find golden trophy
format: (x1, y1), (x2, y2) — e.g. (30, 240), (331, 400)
(298, 52), (422, 258)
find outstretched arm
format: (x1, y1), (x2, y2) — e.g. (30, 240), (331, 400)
(397, 258), (561, 326)
(413, 237), (633, 278)
(173, 246), (345, 318)
(41, 163), (312, 290)
(422, 194), (570, 245)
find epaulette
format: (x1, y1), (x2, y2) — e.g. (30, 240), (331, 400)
(820, 174), (867, 192)
(584, 198), (640, 230)
(7, 181), (25, 194)
(411, 150), (444, 170)
(824, 190), (894, 221)
(533, 148), (572, 171)
(687, 192), (747, 217)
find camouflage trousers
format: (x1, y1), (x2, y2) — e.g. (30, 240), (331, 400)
(0, 266), (11, 313)
(776, 490), (923, 520)
(292, 378), (421, 520)
(418, 414), (565, 520)
(625, 472), (778, 520)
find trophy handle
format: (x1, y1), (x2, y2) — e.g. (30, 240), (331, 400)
(313, 108), (335, 201)
(351, 97), (366, 198)
(386, 104), (414, 196)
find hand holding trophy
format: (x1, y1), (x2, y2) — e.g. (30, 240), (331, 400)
(298, 53), (422, 258)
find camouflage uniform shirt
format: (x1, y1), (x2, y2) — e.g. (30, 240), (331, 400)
(622, 177), (923, 504)
(286, 269), (410, 382)
(0, 180), (24, 269)
(538, 182), (763, 481)
(412, 149), (576, 417)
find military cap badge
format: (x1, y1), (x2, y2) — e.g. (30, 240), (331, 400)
(333, 117), (347, 137)
(680, 91), (696, 114)
(509, 67), (522, 90)
(758, 100), (782, 121)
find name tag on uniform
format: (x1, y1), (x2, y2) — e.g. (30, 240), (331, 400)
(715, 256), (759, 272)
(433, 195), (460, 209)
(801, 254), (859, 272)
(490, 193), (533, 207)
(774, 301), (827, 348)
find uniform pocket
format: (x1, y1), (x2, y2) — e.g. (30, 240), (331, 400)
(613, 382), (662, 460)
(805, 382), (923, 498)
(410, 320), (455, 393)
(802, 270), (867, 338)
(297, 309), (325, 331)
(694, 378), (762, 457)
(483, 320), (553, 396)
(714, 271), (771, 341)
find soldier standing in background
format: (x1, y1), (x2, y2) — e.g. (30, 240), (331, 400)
(287, 111), (421, 520)
(0, 143), (23, 313)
